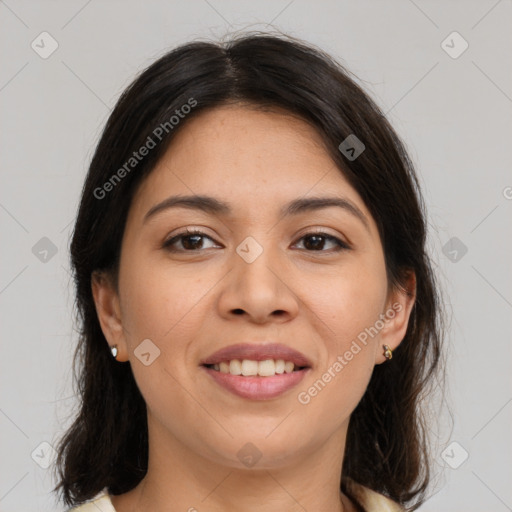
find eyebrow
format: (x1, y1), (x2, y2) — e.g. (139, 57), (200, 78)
(143, 194), (370, 231)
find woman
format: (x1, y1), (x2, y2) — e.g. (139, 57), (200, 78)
(54, 32), (444, 512)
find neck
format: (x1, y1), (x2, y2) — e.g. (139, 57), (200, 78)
(111, 414), (357, 512)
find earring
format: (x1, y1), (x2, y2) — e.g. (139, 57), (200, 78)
(383, 345), (393, 360)
(110, 345), (118, 359)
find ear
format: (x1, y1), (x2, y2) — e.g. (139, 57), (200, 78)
(375, 270), (416, 364)
(91, 270), (129, 362)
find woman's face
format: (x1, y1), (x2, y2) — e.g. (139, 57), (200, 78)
(93, 105), (415, 470)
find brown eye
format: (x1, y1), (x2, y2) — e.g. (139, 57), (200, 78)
(162, 229), (219, 252)
(293, 232), (350, 252)
(162, 229), (350, 253)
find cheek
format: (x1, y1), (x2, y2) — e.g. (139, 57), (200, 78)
(117, 255), (218, 401)
(296, 350), (375, 439)
(119, 255), (209, 342)
(117, 258), (208, 417)
(294, 261), (386, 419)
(306, 259), (388, 348)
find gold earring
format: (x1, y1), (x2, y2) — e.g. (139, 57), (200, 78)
(383, 345), (393, 360)
(110, 345), (118, 359)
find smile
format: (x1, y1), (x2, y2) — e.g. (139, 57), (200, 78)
(201, 362), (310, 400)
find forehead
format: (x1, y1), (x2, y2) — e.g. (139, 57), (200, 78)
(164, 104), (334, 177)
(130, 105), (373, 226)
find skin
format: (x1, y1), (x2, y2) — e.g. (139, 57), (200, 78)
(92, 105), (416, 512)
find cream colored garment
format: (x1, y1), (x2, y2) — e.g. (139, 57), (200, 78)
(347, 479), (405, 511)
(68, 490), (115, 512)
(68, 482), (405, 512)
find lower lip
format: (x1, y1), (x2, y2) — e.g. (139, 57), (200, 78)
(201, 366), (310, 400)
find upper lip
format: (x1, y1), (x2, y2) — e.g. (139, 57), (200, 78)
(201, 343), (312, 368)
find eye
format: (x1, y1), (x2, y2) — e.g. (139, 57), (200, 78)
(292, 232), (350, 253)
(162, 228), (219, 252)
(162, 229), (350, 253)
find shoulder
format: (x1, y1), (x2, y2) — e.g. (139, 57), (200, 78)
(345, 478), (405, 512)
(67, 488), (116, 512)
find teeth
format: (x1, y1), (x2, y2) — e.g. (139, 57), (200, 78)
(229, 359), (242, 375)
(211, 359), (301, 377)
(284, 361), (294, 373)
(258, 359), (276, 376)
(241, 359), (258, 376)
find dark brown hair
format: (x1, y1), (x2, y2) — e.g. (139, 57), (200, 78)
(54, 32), (444, 510)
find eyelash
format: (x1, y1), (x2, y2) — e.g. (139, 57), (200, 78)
(162, 228), (350, 254)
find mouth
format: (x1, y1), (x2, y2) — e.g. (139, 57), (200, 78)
(200, 343), (312, 400)
(202, 359), (309, 377)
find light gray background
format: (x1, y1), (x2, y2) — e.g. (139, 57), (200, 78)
(1, 1), (511, 511)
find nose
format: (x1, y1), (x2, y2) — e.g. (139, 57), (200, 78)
(217, 238), (300, 324)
